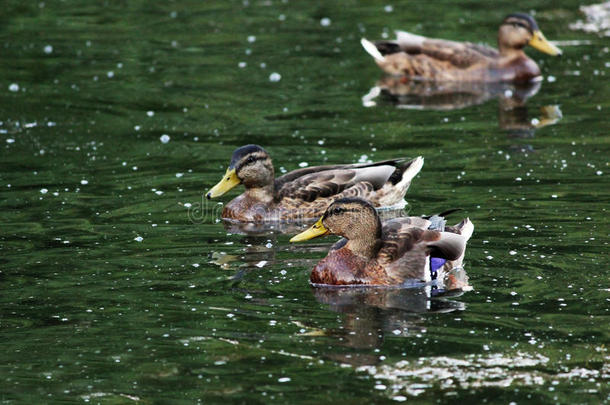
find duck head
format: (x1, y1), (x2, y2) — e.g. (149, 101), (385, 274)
(291, 198), (382, 257)
(498, 13), (562, 56)
(206, 144), (275, 199)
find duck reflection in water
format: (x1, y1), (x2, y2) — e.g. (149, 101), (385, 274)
(362, 78), (562, 137)
(311, 268), (470, 367)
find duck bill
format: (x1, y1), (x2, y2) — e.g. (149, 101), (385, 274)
(290, 218), (329, 242)
(206, 168), (240, 199)
(529, 30), (562, 56)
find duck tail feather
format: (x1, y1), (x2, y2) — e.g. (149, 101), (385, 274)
(361, 38), (386, 62)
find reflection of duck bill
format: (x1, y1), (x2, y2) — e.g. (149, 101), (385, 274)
(533, 105), (563, 128)
(209, 252), (240, 269)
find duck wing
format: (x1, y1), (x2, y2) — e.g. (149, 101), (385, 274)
(276, 164), (397, 202)
(394, 30), (497, 68)
(377, 217), (467, 281)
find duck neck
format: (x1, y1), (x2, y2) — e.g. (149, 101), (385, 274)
(498, 45), (526, 59)
(244, 184), (275, 204)
(343, 218), (382, 259)
(345, 238), (382, 259)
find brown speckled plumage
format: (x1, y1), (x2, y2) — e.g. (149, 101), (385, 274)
(209, 145), (424, 222)
(295, 198), (474, 286)
(362, 13), (560, 83)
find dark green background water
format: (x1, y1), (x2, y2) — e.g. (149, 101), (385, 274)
(1, 1), (608, 403)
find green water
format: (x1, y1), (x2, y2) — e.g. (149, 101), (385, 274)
(1, 1), (608, 403)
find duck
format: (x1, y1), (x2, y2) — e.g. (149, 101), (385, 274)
(361, 13), (561, 83)
(290, 198), (474, 286)
(206, 145), (424, 222)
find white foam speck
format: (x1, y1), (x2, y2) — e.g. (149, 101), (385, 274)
(247, 35), (256, 43)
(509, 250), (517, 255)
(146, 110), (154, 117)
(384, 5), (394, 12)
(9, 83), (19, 92)
(6, 138), (15, 144)
(175, 173), (183, 178)
(278, 377), (291, 383)
(107, 71), (114, 78)
(298, 162), (308, 167)
(184, 202), (192, 208)
(44, 45), (53, 54)
(255, 260), (267, 268)
(269, 72), (281, 82)
(320, 17), (331, 26)
(160, 134), (170, 143)
(80, 179), (88, 185)
(238, 61), (246, 68)
(40, 188), (48, 194)
(134, 236), (143, 242)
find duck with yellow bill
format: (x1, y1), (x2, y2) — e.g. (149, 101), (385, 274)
(361, 13), (561, 83)
(206, 145), (424, 222)
(290, 198), (474, 286)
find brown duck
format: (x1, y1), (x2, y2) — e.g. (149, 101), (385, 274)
(206, 145), (424, 222)
(290, 198), (474, 286)
(361, 13), (561, 83)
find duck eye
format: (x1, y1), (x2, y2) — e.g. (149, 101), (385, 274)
(246, 156), (256, 164)
(332, 207), (343, 215)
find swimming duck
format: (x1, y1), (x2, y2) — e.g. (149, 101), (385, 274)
(290, 198), (473, 286)
(206, 145), (424, 222)
(361, 13), (561, 83)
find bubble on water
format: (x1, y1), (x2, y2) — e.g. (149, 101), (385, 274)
(192, 263), (200, 268)
(44, 45), (53, 54)
(278, 377), (291, 383)
(8, 83), (19, 92)
(547, 75), (556, 82)
(245, 294), (252, 299)
(384, 5), (394, 12)
(6, 138), (15, 144)
(40, 188), (48, 194)
(393, 396), (407, 402)
(238, 61), (247, 68)
(134, 236), (143, 242)
(551, 194), (558, 198)
(596, 170), (602, 175)
(107, 71), (114, 78)
(278, 14), (286, 21)
(265, 242), (273, 248)
(298, 162), (308, 167)
(269, 72), (281, 82)
(392, 329), (401, 335)
(147, 111), (154, 117)
(247, 35), (256, 43)
(509, 250), (517, 255)
(155, 190), (163, 195)
(184, 202), (192, 208)
(160, 134), (170, 143)
(80, 179), (88, 185)
(320, 17), (331, 27)
(504, 89), (513, 98)
(255, 260), (267, 268)
(374, 384), (386, 390)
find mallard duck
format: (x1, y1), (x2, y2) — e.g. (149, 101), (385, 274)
(361, 13), (561, 83)
(206, 145), (424, 222)
(290, 198), (473, 286)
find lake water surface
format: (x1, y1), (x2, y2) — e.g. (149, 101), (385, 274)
(1, 1), (608, 403)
